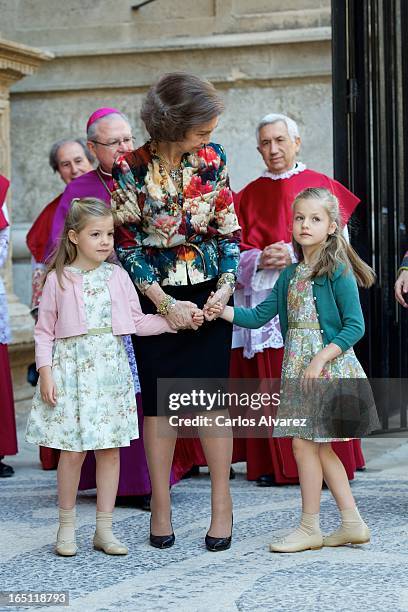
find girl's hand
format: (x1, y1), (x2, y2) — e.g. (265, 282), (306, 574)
(191, 308), (205, 327)
(302, 355), (325, 394)
(203, 286), (231, 321)
(39, 367), (57, 407)
(205, 300), (224, 319)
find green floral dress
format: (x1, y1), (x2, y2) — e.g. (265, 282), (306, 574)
(26, 263), (138, 451)
(273, 263), (368, 442)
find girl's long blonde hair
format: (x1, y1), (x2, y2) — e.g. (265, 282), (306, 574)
(46, 197), (113, 288)
(292, 187), (376, 288)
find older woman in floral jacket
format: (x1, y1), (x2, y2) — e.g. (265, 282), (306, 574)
(112, 73), (240, 552)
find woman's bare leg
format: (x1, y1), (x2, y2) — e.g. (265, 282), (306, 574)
(199, 415), (233, 537)
(143, 416), (177, 535)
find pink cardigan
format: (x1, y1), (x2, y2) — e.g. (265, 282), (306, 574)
(35, 264), (174, 369)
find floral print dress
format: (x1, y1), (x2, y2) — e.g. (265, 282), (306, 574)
(26, 263), (138, 451)
(274, 263), (367, 442)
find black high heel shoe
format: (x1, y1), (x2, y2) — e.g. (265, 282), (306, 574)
(205, 515), (233, 552)
(149, 516), (175, 549)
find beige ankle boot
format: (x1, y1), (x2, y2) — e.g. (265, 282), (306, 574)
(93, 511), (128, 555)
(323, 506), (370, 547)
(56, 507), (77, 556)
(269, 512), (323, 553)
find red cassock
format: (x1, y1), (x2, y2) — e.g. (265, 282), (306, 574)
(26, 195), (62, 264)
(0, 175), (18, 457)
(231, 169), (365, 483)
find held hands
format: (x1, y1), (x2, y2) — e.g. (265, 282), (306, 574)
(191, 308), (205, 327)
(203, 293), (224, 320)
(395, 270), (408, 307)
(203, 285), (231, 321)
(39, 366), (57, 407)
(164, 300), (203, 330)
(258, 241), (292, 271)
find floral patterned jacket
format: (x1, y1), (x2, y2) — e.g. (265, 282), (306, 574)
(111, 142), (241, 292)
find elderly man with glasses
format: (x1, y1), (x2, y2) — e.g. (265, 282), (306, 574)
(48, 108), (135, 253)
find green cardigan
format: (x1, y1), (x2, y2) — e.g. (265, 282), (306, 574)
(233, 263), (365, 353)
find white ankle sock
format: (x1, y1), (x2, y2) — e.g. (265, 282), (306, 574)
(284, 512), (320, 542)
(58, 507), (76, 542)
(298, 512), (320, 535)
(340, 506), (365, 525)
(95, 511), (122, 545)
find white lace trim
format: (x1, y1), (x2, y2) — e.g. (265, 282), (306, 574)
(262, 161), (307, 181)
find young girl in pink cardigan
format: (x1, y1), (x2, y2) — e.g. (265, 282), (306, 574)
(26, 197), (201, 557)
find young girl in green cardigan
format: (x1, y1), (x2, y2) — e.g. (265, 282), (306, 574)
(209, 187), (379, 553)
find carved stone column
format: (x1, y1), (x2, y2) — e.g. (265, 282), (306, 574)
(0, 37), (52, 400)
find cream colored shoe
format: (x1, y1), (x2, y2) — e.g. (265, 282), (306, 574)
(93, 511), (128, 555)
(323, 507), (370, 547)
(269, 512), (323, 553)
(55, 507), (78, 557)
(269, 530), (323, 553)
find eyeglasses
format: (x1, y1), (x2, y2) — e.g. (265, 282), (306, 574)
(91, 137), (135, 149)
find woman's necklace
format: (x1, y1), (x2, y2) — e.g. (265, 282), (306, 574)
(96, 166), (113, 196)
(150, 142), (184, 214)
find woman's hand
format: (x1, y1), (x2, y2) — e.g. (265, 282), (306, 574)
(203, 286), (231, 321)
(39, 366), (57, 407)
(395, 270), (408, 307)
(165, 300), (200, 330)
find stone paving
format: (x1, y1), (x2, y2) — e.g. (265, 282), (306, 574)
(1, 421), (408, 612)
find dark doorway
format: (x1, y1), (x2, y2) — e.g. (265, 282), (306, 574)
(332, 0), (408, 430)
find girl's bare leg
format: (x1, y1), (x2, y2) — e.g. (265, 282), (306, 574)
(143, 416), (177, 535)
(293, 438), (322, 514)
(318, 443), (355, 509)
(319, 443), (370, 546)
(57, 450), (87, 509)
(93, 448), (128, 555)
(56, 450), (87, 556)
(94, 448), (120, 512)
(270, 438), (323, 552)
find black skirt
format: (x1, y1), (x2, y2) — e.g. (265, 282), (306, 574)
(132, 279), (232, 417)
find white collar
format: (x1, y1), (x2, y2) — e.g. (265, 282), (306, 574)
(98, 166), (112, 178)
(262, 161), (307, 180)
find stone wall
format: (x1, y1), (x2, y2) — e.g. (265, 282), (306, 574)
(1, 0), (333, 307)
